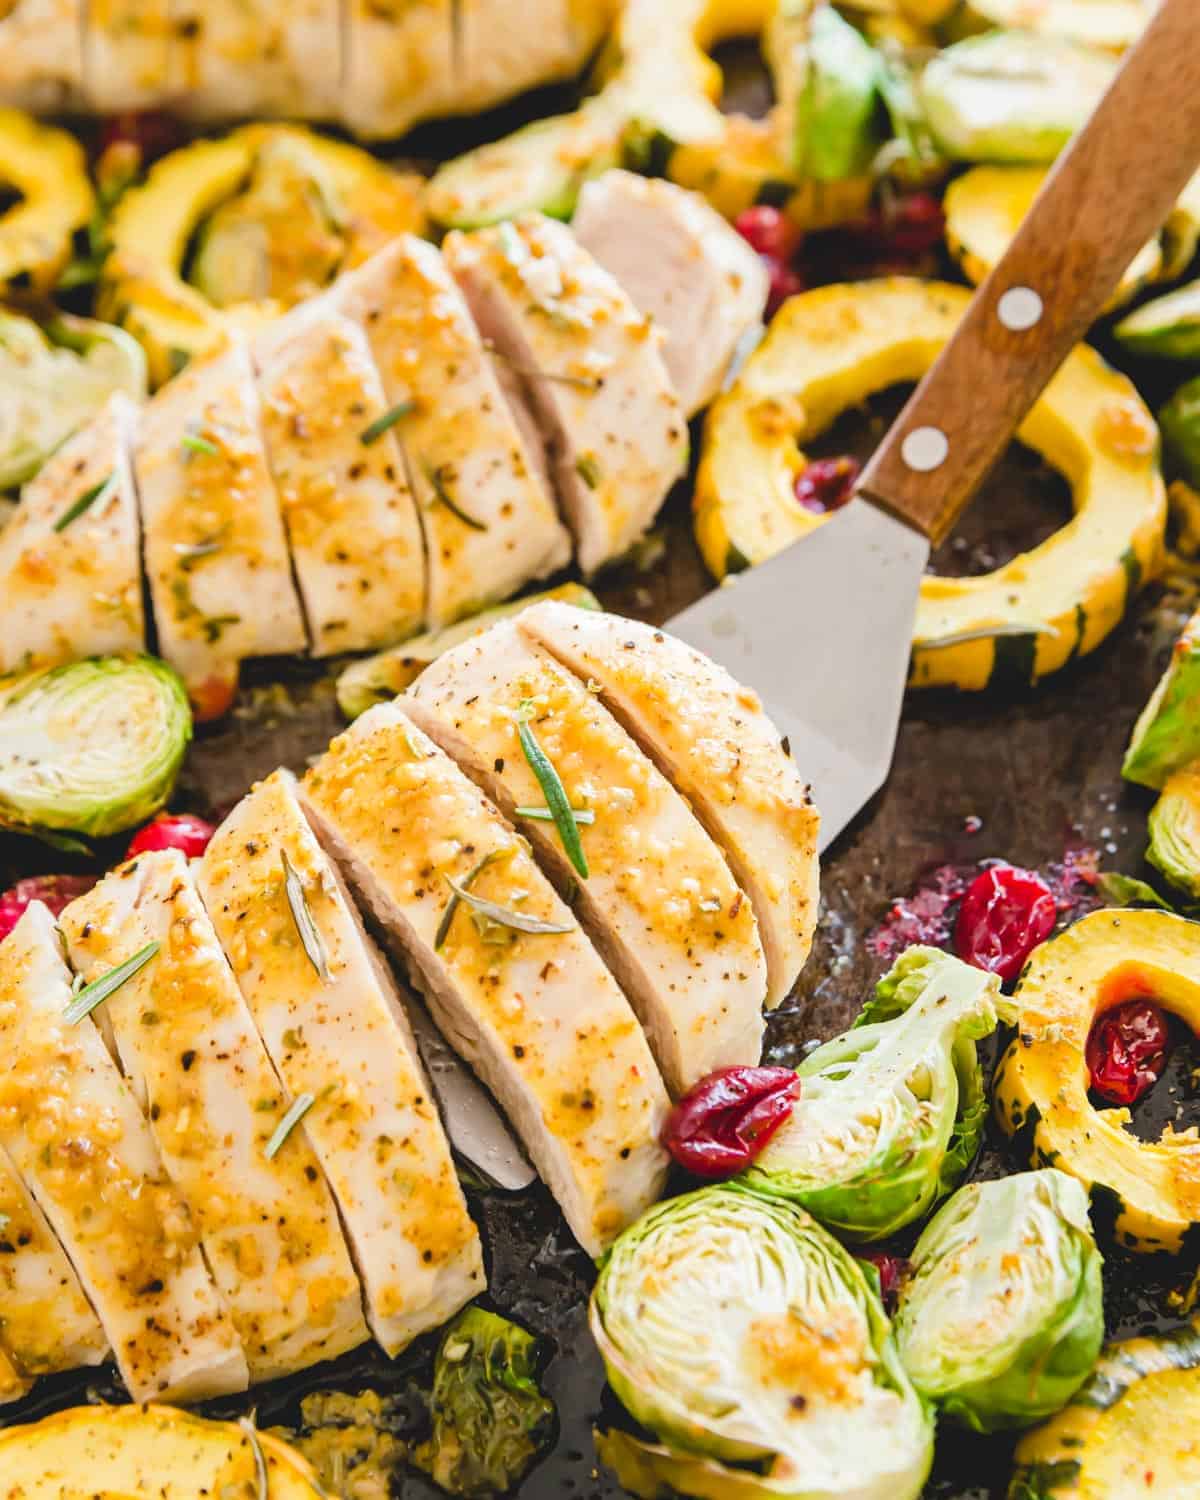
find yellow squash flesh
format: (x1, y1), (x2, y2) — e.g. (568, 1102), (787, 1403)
(994, 907), (1200, 1255)
(0, 108), (94, 295)
(695, 278), (1166, 691)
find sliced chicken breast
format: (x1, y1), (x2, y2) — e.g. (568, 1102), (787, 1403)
(134, 336), (307, 720)
(0, 902), (247, 1403)
(341, 0), (455, 140)
(406, 620), (767, 1094)
(0, 1142), (107, 1385)
(0, 392), (144, 675)
(572, 170), (769, 416)
(443, 214), (688, 573)
(0, 1), (84, 111)
(167, 0), (342, 122)
(309, 236), (571, 627)
(455, 0), (611, 116)
(60, 852), (367, 1384)
(197, 768), (484, 1356)
(84, 0), (173, 111)
(301, 703), (670, 1255)
(257, 315), (426, 657)
(519, 603), (820, 1008)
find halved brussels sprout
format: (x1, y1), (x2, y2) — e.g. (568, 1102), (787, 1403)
(1160, 375), (1200, 491)
(592, 1186), (934, 1500)
(741, 947), (1008, 1241)
(1115, 280), (1200, 360)
(893, 1169), (1104, 1433)
(919, 31), (1115, 163)
(1147, 764), (1200, 898)
(769, 1), (883, 182)
(0, 311), (146, 491)
(0, 656), (191, 841)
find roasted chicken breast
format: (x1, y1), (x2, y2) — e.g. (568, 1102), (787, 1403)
(0, 0), (84, 111)
(84, 0), (173, 112)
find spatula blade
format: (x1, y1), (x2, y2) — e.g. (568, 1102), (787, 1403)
(669, 499), (930, 852)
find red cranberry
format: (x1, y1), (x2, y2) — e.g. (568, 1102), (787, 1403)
(733, 206), (803, 264)
(0, 875), (98, 941)
(125, 813), (217, 861)
(1086, 999), (1170, 1107)
(662, 1066), (801, 1179)
(874, 191), (946, 258)
(859, 1251), (908, 1313)
(954, 863), (1056, 983)
(99, 110), (183, 164)
(762, 256), (806, 319)
(794, 456), (861, 515)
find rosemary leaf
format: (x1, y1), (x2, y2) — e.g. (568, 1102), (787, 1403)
(514, 805), (595, 824)
(435, 849), (502, 950)
(485, 344), (602, 392)
(360, 401), (416, 445)
(445, 877), (574, 937)
(181, 431), (219, 458)
(53, 472), (116, 533)
(516, 703), (588, 878)
(281, 849), (331, 982)
(64, 941), (160, 1025)
(238, 1416), (269, 1500)
(574, 454), (603, 490)
(265, 1092), (315, 1160)
(425, 462), (488, 532)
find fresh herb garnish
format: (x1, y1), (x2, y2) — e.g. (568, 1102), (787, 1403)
(201, 614), (241, 643)
(281, 849), (330, 982)
(514, 805), (595, 824)
(516, 702), (588, 878)
(238, 1416), (269, 1500)
(174, 537), (223, 568)
(64, 941), (160, 1025)
(360, 401), (416, 446)
(181, 431), (219, 458)
(425, 462), (488, 532)
(444, 877), (574, 937)
(53, 472), (116, 533)
(435, 849), (502, 951)
(574, 454), (602, 490)
(497, 222), (526, 265)
(484, 344), (601, 392)
(265, 1092), (315, 1160)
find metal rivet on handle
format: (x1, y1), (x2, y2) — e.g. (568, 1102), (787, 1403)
(901, 426), (949, 473)
(997, 285), (1044, 332)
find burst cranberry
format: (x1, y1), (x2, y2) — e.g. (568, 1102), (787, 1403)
(794, 456), (861, 515)
(874, 191), (946, 258)
(954, 864), (1056, 983)
(99, 110), (183, 163)
(762, 256), (806, 319)
(733, 206), (803, 264)
(663, 1066), (801, 1179)
(860, 1251), (908, 1313)
(0, 875), (98, 941)
(1086, 999), (1170, 1107)
(125, 813), (217, 861)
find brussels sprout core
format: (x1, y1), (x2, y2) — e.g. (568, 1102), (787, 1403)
(893, 1169), (1104, 1432)
(1148, 764), (1200, 898)
(0, 656), (192, 840)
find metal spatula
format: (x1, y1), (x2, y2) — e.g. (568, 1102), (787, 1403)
(672, 0), (1200, 852)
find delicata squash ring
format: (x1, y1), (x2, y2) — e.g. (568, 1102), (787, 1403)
(98, 123), (426, 386)
(0, 108), (94, 295)
(993, 908), (1200, 1255)
(695, 279), (1166, 691)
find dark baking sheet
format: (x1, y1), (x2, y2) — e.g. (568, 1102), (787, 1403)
(3, 58), (1199, 1500)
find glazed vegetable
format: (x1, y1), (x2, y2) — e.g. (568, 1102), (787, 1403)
(0, 656), (191, 842)
(0, 311), (146, 492)
(411, 1308), (556, 1498)
(954, 863), (1057, 982)
(591, 1186), (935, 1500)
(1115, 280), (1200, 359)
(1159, 376), (1200, 491)
(1148, 764), (1200, 897)
(662, 1067), (801, 1179)
(1124, 601), (1200, 787)
(0, 108), (94, 294)
(964, 0), (1148, 52)
(893, 1170), (1104, 1432)
(741, 947), (1007, 1241)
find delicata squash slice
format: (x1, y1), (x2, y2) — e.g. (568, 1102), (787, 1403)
(695, 279), (1166, 691)
(0, 1403), (325, 1499)
(994, 908), (1200, 1255)
(98, 124), (426, 386)
(0, 107), (93, 295)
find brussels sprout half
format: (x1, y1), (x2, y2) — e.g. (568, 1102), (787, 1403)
(894, 1170), (1104, 1433)
(1147, 764), (1200, 898)
(591, 1187), (934, 1500)
(0, 656), (192, 841)
(741, 947), (1007, 1242)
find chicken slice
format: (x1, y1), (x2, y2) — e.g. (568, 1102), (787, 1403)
(0, 902), (247, 1403)
(134, 336), (307, 720)
(0, 1142), (107, 1386)
(0, 0), (84, 111)
(443, 214), (688, 574)
(519, 603), (820, 1008)
(257, 315), (426, 657)
(60, 852), (367, 1384)
(301, 703), (670, 1255)
(455, 0), (612, 117)
(167, 0), (342, 122)
(341, 0), (455, 140)
(84, 0), (172, 112)
(572, 170), (769, 416)
(0, 392), (144, 675)
(406, 620), (767, 1094)
(307, 235), (571, 627)
(197, 768), (485, 1356)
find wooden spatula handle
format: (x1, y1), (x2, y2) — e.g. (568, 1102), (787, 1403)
(858, 0), (1200, 546)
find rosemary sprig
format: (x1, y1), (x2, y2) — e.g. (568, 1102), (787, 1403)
(281, 849), (331, 982)
(516, 701), (588, 878)
(265, 1092), (315, 1160)
(360, 401), (416, 446)
(574, 454), (603, 490)
(484, 343), (602, 392)
(64, 941), (160, 1025)
(435, 849), (502, 950)
(445, 877), (574, 937)
(181, 431), (219, 458)
(515, 805), (595, 825)
(53, 472), (116, 533)
(237, 1415), (269, 1500)
(425, 462), (488, 532)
